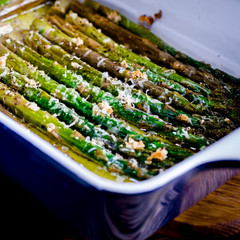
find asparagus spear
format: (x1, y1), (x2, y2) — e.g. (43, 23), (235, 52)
(1, 67), (160, 162)
(3, 37), (210, 149)
(32, 17), (240, 124)
(58, 14), (207, 98)
(31, 17), (210, 114)
(64, 11), (239, 109)
(0, 81), (153, 180)
(24, 31), (193, 125)
(63, 12), (240, 115)
(23, 30), (235, 132)
(61, 13), (212, 100)
(0, 42), (193, 160)
(70, 0), (230, 94)
(62, 13), (222, 110)
(84, 0), (240, 84)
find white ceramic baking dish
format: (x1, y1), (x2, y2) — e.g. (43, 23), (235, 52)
(0, 0), (240, 239)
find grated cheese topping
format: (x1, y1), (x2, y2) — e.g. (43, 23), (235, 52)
(98, 101), (113, 115)
(90, 138), (104, 147)
(128, 158), (138, 168)
(120, 60), (129, 69)
(0, 23), (13, 35)
(22, 76), (41, 88)
(71, 61), (82, 69)
(71, 37), (84, 46)
(0, 55), (7, 68)
(69, 11), (93, 26)
(116, 87), (136, 108)
(47, 123), (56, 133)
(25, 102), (40, 111)
(67, 116), (79, 128)
(5, 89), (14, 96)
(97, 57), (106, 68)
(103, 37), (112, 44)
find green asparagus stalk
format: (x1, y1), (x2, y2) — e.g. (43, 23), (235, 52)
(0, 42), (193, 160)
(60, 14), (206, 98)
(0, 81), (153, 180)
(60, 12), (213, 102)
(24, 30), (193, 125)
(1, 67), (161, 162)
(63, 12), (239, 111)
(70, 0), (230, 94)
(84, 0), (240, 84)
(62, 13), (222, 111)
(31, 17), (209, 114)
(3, 37), (210, 149)
(32, 17), (240, 124)
(64, 12), (238, 112)
(0, 0), (13, 6)
(63, 12), (240, 117)
(23, 30), (235, 132)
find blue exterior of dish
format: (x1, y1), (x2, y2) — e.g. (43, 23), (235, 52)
(1, 121), (240, 240)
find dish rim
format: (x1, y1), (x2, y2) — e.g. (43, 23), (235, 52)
(1, 111), (240, 194)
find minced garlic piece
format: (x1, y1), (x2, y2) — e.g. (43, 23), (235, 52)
(98, 101), (113, 115)
(107, 11), (122, 24)
(146, 148), (168, 165)
(92, 104), (101, 116)
(79, 17), (91, 26)
(126, 137), (145, 150)
(108, 164), (123, 173)
(176, 114), (190, 123)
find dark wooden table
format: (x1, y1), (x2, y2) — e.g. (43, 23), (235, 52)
(1, 173), (240, 240)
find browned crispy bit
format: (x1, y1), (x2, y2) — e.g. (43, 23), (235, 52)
(176, 114), (190, 123)
(146, 148), (168, 165)
(138, 15), (154, 25)
(154, 10), (162, 20)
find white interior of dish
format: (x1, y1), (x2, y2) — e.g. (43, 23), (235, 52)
(1, 0), (240, 194)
